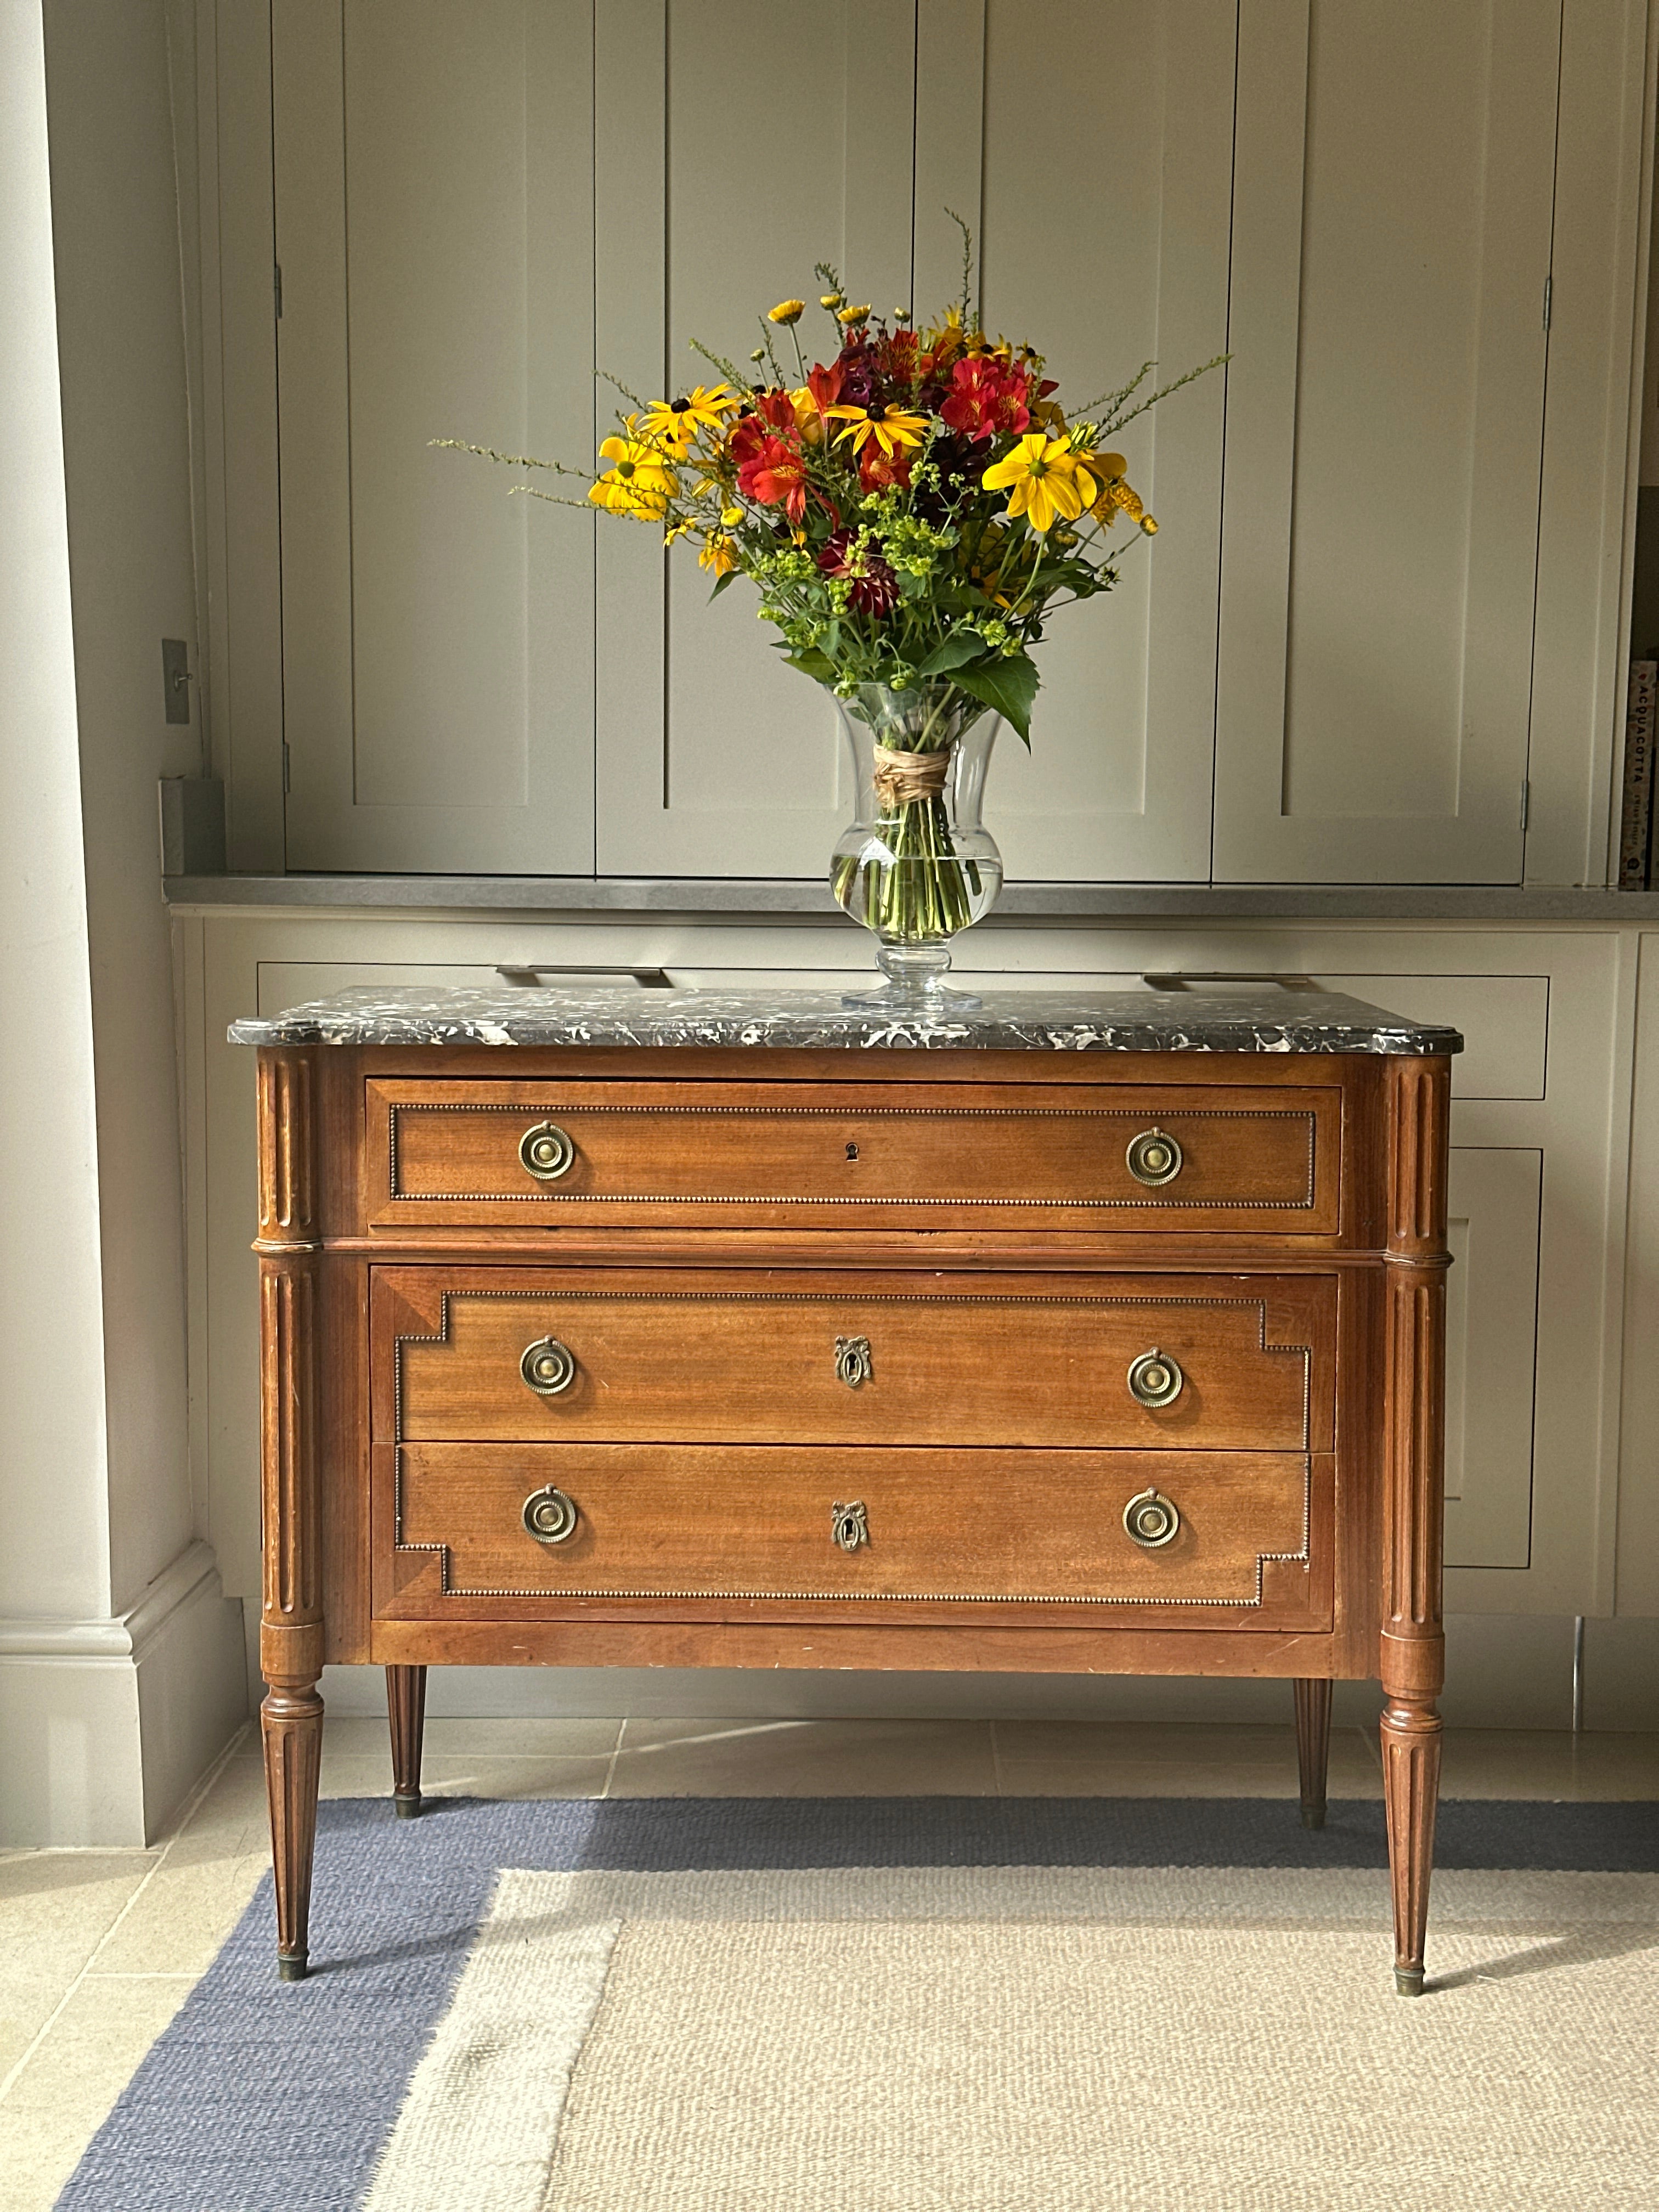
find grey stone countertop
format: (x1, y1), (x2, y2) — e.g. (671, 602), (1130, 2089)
(228, 984), (1463, 1056)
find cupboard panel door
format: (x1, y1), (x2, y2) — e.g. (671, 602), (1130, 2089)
(1442, 1148), (1542, 1571)
(594, 0), (918, 877)
(1214, 0), (1561, 884)
(273, 0), (596, 872)
(975, 0), (1232, 883)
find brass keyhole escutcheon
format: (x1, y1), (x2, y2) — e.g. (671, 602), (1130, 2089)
(1126, 1127), (1183, 1187)
(835, 1335), (873, 1389)
(523, 1486), (579, 1544)
(1122, 1487), (1180, 1550)
(1127, 1347), (1184, 1408)
(519, 1121), (575, 1181)
(831, 1500), (869, 1552)
(520, 1336), (577, 1396)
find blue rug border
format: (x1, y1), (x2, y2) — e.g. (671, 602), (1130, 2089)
(54, 1794), (1659, 2212)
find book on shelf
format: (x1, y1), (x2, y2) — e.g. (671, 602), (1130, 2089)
(1617, 657), (1658, 889)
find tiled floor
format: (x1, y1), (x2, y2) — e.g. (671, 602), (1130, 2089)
(1, 1717), (1654, 2209)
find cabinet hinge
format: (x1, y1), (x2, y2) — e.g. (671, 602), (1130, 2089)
(281, 739), (291, 795)
(1519, 777), (1531, 831)
(1542, 274), (1551, 332)
(274, 262), (283, 319)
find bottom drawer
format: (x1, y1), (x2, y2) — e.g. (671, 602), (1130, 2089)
(375, 1444), (1330, 1627)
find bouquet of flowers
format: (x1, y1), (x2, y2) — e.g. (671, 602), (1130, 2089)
(443, 223), (1216, 986)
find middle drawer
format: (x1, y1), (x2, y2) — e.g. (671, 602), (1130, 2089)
(376, 1268), (1334, 1452)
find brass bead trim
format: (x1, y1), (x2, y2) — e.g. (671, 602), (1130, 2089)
(385, 1102), (1319, 1209)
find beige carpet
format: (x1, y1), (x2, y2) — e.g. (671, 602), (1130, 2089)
(362, 1866), (1659, 2211)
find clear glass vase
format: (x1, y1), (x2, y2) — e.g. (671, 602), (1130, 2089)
(830, 683), (1004, 1013)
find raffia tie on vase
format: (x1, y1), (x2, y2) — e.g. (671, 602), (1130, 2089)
(872, 743), (951, 808)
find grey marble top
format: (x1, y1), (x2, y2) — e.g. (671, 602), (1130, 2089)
(228, 984), (1462, 1056)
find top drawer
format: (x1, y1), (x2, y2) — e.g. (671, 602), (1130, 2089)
(365, 1079), (1342, 1233)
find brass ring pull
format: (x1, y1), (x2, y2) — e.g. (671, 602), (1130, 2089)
(520, 1336), (577, 1396)
(1122, 1487), (1180, 1549)
(1126, 1127), (1183, 1187)
(523, 1486), (578, 1544)
(1127, 1347), (1184, 1408)
(519, 1121), (576, 1181)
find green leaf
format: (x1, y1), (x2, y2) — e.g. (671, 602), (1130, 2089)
(783, 647), (837, 684)
(951, 653), (1040, 745)
(917, 629), (988, 677)
(707, 569), (739, 601)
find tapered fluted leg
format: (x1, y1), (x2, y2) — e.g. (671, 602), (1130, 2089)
(256, 1045), (325, 1980)
(1380, 1698), (1442, 1995)
(1380, 1055), (1452, 1995)
(262, 1678), (324, 1981)
(1293, 1678), (1332, 1829)
(387, 1664), (427, 1819)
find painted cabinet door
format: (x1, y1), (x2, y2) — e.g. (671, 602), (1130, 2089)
(1212, 0), (1562, 883)
(273, 0), (599, 872)
(597, 0), (1235, 879)
(973, 0), (1232, 884)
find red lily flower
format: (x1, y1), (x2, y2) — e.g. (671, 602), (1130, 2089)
(858, 441), (913, 493)
(739, 434), (811, 522)
(805, 362), (845, 416)
(939, 356), (1032, 443)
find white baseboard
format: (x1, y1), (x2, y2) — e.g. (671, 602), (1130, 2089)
(0, 1541), (249, 1844)
(316, 1612), (1649, 1730)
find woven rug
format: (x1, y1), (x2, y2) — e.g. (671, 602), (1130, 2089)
(56, 1798), (1659, 2211)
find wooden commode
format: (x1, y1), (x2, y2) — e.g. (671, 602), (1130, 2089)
(231, 984), (1461, 1993)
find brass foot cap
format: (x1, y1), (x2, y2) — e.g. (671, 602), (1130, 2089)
(393, 1792), (422, 1820)
(1300, 1804), (1327, 1830)
(276, 1951), (309, 1983)
(1393, 1966), (1425, 1998)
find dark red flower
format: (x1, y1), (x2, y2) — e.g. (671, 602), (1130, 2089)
(939, 356), (1031, 443)
(834, 338), (881, 409)
(817, 528), (900, 617)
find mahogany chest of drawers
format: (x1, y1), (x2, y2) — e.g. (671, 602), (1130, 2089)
(232, 985), (1460, 1993)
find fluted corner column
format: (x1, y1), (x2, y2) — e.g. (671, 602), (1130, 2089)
(255, 1047), (325, 1982)
(1379, 1054), (1451, 1995)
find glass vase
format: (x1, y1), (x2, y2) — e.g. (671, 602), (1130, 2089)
(830, 683), (1004, 1012)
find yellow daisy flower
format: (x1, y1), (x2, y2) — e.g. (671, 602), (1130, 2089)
(825, 403), (929, 461)
(768, 300), (805, 325)
(639, 385), (740, 452)
(589, 428), (678, 521)
(698, 535), (738, 577)
(981, 433), (1094, 534)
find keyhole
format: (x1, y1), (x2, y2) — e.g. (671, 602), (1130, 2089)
(845, 1142), (859, 1161)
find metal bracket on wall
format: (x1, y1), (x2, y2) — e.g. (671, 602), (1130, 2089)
(1141, 972), (1319, 992)
(495, 964), (675, 990)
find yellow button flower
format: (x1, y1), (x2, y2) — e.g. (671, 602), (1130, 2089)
(768, 300), (805, 326)
(981, 433), (1094, 534)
